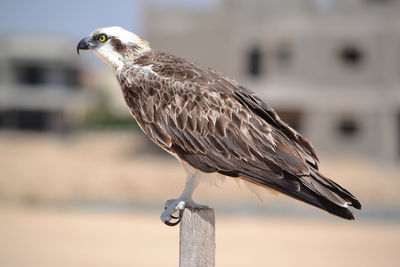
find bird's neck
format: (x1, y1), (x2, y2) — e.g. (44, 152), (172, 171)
(94, 45), (151, 73)
(122, 46), (151, 64)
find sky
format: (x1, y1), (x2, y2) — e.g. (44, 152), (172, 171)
(0, 0), (141, 38)
(0, 0), (213, 38)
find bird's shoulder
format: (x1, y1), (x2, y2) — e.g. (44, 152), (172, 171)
(120, 50), (234, 88)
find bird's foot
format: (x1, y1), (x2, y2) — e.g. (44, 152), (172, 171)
(160, 198), (209, 226)
(161, 199), (185, 226)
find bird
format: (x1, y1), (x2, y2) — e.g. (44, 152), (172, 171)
(77, 26), (361, 226)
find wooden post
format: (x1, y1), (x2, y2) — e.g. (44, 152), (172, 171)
(179, 207), (215, 267)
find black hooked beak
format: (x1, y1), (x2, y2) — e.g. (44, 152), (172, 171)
(76, 37), (96, 55)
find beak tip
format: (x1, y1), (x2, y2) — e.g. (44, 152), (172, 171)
(76, 37), (92, 55)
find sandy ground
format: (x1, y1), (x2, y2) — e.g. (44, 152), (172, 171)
(0, 207), (399, 267)
(0, 131), (400, 266)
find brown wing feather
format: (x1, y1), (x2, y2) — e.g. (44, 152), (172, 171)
(118, 50), (361, 219)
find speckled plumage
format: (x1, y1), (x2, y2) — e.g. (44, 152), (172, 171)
(117, 50), (361, 219)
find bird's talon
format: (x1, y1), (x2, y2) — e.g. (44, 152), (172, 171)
(170, 214), (180, 220)
(162, 209), (184, 226)
(164, 217), (181, 226)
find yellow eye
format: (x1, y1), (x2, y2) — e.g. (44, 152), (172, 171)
(97, 34), (107, 43)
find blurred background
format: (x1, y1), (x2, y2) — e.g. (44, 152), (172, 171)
(0, 0), (399, 266)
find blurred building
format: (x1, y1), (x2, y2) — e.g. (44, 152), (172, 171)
(0, 35), (85, 131)
(144, 0), (400, 162)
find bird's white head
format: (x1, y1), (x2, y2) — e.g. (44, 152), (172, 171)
(77, 26), (150, 71)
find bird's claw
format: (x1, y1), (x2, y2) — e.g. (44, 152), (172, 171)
(161, 200), (186, 227)
(163, 209), (184, 226)
(160, 199), (209, 226)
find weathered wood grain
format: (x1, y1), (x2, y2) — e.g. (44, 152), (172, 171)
(179, 208), (215, 267)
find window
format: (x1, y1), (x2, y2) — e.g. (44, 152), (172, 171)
(15, 110), (49, 131)
(0, 113), (4, 128)
(14, 64), (46, 86)
(337, 118), (359, 138)
(12, 60), (81, 88)
(338, 45), (364, 68)
(0, 110), (50, 131)
(247, 46), (263, 77)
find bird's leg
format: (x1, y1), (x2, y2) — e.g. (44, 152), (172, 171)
(160, 174), (208, 226)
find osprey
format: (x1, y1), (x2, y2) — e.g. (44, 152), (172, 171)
(77, 26), (361, 226)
